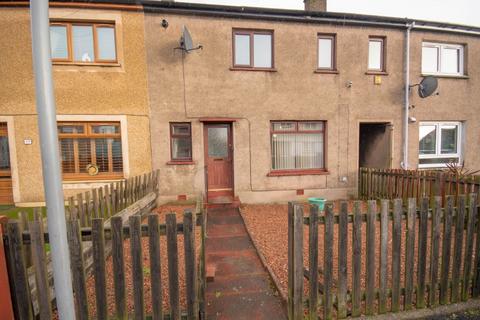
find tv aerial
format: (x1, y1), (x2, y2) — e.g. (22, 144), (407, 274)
(410, 76), (439, 98)
(176, 26), (203, 53)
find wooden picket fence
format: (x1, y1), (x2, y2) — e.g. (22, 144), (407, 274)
(2, 171), (160, 317)
(65, 170), (161, 225)
(288, 194), (480, 320)
(359, 167), (480, 204)
(2, 170), (208, 319)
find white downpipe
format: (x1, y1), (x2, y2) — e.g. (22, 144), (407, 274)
(402, 22), (414, 169)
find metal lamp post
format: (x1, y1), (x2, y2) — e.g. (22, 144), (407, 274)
(29, 0), (76, 318)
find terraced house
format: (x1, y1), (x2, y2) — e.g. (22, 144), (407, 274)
(0, 0), (151, 206)
(0, 0), (479, 206)
(143, 0), (480, 204)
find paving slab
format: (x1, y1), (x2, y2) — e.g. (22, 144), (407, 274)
(205, 207), (287, 320)
(206, 235), (254, 252)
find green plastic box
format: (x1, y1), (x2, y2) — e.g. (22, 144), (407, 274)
(308, 197), (326, 210)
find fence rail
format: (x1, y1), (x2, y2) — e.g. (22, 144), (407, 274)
(288, 194), (480, 320)
(359, 167), (480, 204)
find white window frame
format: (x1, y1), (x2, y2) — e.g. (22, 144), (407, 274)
(418, 121), (463, 168)
(421, 42), (464, 76)
(368, 37), (385, 71)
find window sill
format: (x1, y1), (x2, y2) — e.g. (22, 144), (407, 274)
(53, 62), (121, 67)
(166, 161), (196, 165)
(365, 71), (388, 76)
(267, 169), (329, 177)
(62, 176), (124, 183)
(229, 67), (277, 72)
(421, 73), (469, 79)
(314, 69), (339, 74)
(418, 164), (457, 169)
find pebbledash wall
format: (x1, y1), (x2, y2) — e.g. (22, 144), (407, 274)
(143, 2), (480, 204)
(0, 2), (152, 206)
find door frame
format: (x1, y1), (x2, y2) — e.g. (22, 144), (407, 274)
(0, 117), (19, 204)
(203, 122), (235, 200)
(357, 120), (394, 169)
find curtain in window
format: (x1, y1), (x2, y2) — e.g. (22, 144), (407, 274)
(272, 133), (324, 170)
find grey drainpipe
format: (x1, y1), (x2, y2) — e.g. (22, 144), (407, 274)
(402, 22), (414, 169)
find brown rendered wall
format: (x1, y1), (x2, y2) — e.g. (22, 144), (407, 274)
(0, 6), (152, 205)
(145, 12), (480, 203)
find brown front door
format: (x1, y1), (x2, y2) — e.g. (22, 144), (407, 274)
(204, 123), (234, 202)
(0, 123), (13, 204)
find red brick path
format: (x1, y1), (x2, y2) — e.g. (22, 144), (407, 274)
(205, 207), (287, 320)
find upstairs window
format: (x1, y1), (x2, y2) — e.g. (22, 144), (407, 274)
(422, 42), (464, 76)
(368, 36), (386, 72)
(233, 29), (273, 69)
(271, 121), (326, 171)
(419, 122), (462, 168)
(58, 122), (123, 179)
(317, 34), (336, 71)
(50, 22), (117, 64)
(170, 123), (192, 162)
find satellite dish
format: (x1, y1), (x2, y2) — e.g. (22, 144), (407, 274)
(179, 26), (202, 53)
(418, 76), (438, 98)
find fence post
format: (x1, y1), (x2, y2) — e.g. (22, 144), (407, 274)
(184, 210), (198, 320)
(440, 196), (454, 304)
(323, 204), (334, 320)
(67, 218), (89, 320)
(359, 168), (365, 199)
(287, 202), (293, 320)
(6, 221), (32, 319)
(337, 201), (348, 318)
(365, 200), (376, 315)
(308, 204), (318, 320)
(434, 172), (445, 205)
(148, 214), (163, 320)
(166, 213), (180, 320)
(288, 203), (303, 320)
(429, 196), (442, 307)
(29, 218), (52, 320)
(452, 195), (466, 303)
(378, 200), (389, 314)
(352, 201), (362, 317)
(0, 216), (14, 320)
(463, 194), (477, 300)
(391, 199), (402, 312)
(473, 192), (480, 297)
(405, 198), (416, 310)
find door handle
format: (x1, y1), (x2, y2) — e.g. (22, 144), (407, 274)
(213, 158), (224, 161)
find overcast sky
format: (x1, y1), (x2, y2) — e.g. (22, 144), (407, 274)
(177, 0), (479, 27)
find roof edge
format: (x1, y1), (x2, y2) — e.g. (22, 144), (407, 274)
(140, 1), (480, 35)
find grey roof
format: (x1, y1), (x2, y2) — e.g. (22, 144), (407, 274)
(4, 0), (479, 35)
(140, 1), (480, 35)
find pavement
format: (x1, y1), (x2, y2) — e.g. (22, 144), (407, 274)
(205, 207), (287, 320)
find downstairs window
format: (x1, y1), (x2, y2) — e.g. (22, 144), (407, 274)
(271, 121), (326, 171)
(419, 122), (462, 168)
(58, 122), (123, 179)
